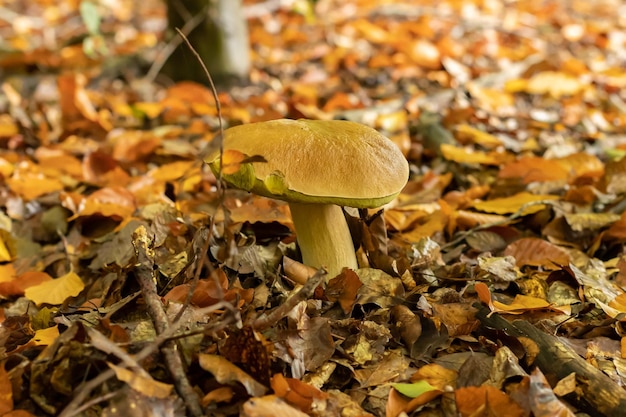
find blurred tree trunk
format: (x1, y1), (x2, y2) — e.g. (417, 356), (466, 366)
(164, 0), (250, 85)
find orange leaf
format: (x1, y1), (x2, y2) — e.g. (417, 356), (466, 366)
(456, 386), (525, 417)
(0, 270), (51, 297)
(270, 374), (327, 413)
(504, 237), (570, 268)
(0, 363), (12, 414)
(221, 149), (247, 175)
(326, 269), (363, 314)
(500, 156), (569, 183)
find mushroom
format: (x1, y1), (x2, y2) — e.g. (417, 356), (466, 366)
(207, 119), (409, 278)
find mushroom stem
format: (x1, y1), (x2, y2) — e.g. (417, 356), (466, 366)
(288, 202), (358, 279)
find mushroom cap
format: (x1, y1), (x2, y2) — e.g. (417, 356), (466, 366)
(207, 119), (409, 208)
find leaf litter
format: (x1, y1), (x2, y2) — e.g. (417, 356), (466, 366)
(1, 0), (626, 415)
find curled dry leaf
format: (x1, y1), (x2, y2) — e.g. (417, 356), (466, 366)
(455, 385), (525, 417)
(108, 362), (173, 399)
(270, 373), (327, 413)
(198, 354), (267, 398)
(242, 395), (309, 417)
(326, 268), (362, 314)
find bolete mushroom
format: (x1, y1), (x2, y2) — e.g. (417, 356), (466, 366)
(207, 119), (409, 278)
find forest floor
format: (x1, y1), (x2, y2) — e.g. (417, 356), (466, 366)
(1, 0), (626, 416)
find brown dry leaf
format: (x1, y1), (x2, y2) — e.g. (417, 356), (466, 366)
(354, 350), (412, 388)
(24, 270), (85, 306)
(528, 368), (576, 417)
(390, 305), (422, 348)
(228, 197), (292, 228)
(82, 150), (130, 186)
(563, 212), (620, 232)
(242, 395), (309, 417)
(326, 268), (362, 314)
(504, 237), (570, 268)
(0, 362), (12, 414)
(604, 211), (626, 241)
(221, 326), (272, 386)
(3, 411), (38, 417)
(456, 210), (508, 229)
(431, 303), (478, 336)
(111, 130), (161, 163)
(386, 387), (409, 417)
(472, 192), (559, 216)
(198, 354), (267, 397)
(164, 270), (253, 308)
(108, 363), (173, 399)
(455, 385), (525, 417)
(599, 156), (626, 194)
(270, 373), (327, 413)
(440, 144), (510, 165)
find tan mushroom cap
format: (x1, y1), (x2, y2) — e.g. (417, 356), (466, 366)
(208, 119), (409, 208)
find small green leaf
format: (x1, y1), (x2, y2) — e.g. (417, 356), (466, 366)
(80, 1), (101, 35)
(392, 380), (436, 398)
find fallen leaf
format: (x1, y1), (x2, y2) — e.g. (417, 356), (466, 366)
(473, 192), (559, 216)
(108, 362), (173, 399)
(504, 237), (570, 268)
(198, 354), (267, 397)
(242, 395), (309, 417)
(455, 385), (525, 417)
(24, 270), (85, 306)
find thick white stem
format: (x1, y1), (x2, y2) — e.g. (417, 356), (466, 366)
(288, 202), (358, 279)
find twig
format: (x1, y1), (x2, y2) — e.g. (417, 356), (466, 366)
(58, 304), (235, 417)
(132, 226), (203, 417)
(253, 268), (326, 331)
(171, 28), (227, 325)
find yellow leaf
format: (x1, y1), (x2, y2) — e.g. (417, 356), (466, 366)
(32, 325), (60, 346)
(441, 144), (510, 165)
(454, 125), (502, 148)
(108, 363), (173, 399)
(472, 192), (559, 215)
(24, 271), (85, 306)
(526, 71), (585, 98)
(0, 230), (13, 262)
(221, 149), (247, 175)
